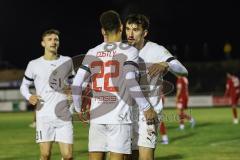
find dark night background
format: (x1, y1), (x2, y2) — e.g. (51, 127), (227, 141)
(0, 0), (239, 69)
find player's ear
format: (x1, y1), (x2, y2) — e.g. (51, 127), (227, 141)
(101, 28), (106, 36)
(143, 30), (148, 38)
(120, 24), (123, 32)
(41, 41), (45, 47)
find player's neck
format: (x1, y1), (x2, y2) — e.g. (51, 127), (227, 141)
(43, 51), (58, 60)
(105, 33), (122, 43)
(135, 39), (146, 50)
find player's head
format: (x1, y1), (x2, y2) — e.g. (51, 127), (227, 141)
(41, 29), (60, 54)
(125, 14), (149, 46)
(100, 10), (123, 38)
(226, 71), (236, 77)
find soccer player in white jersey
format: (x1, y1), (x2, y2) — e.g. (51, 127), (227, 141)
(20, 29), (74, 160)
(72, 10), (156, 160)
(125, 14), (188, 160)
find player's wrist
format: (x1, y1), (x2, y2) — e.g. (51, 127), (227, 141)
(164, 62), (170, 70)
(158, 62), (169, 71)
(143, 104), (153, 112)
(26, 94), (32, 100)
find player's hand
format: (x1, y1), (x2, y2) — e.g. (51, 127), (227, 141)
(63, 85), (73, 102)
(147, 62), (169, 78)
(144, 107), (157, 125)
(29, 95), (41, 105)
(78, 105), (90, 124)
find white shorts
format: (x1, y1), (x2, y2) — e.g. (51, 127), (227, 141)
(132, 113), (159, 149)
(36, 117), (73, 144)
(89, 123), (132, 154)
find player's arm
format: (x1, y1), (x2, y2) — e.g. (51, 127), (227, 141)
(124, 49), (157, 123)
(224, 81), (230, 97)
(148, 46), (188, 77)
(147, 61), (169, 78)
(148, 58), (188, 78)
(20, 77), (41, 105)
(63, 58), (76, 102)
(124, 64), (157, 123)
(20, 62), (41, 105)
(176, 81), (182, 101)
(71, 65), (91, 113)
(167, 58), (188, 77)
(167, 57), (188, 76)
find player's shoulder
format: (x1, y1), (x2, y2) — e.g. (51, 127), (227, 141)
(59, 55), (72, 62)
(60, 55), (71, 59)
(125, 43), (138, 53)
(145, 41), (168, 52)
(27, 56), (43, 66)
(120, 42), (138, 61)
(87, 42), (105, 55)
(118, 41), (137, 52)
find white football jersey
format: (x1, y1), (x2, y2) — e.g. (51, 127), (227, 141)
(81, 42), (139, 124)
(24, 55), (74, 118)
(138, 41), (174, 113)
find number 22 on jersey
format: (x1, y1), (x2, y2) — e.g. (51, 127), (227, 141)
(91, 60), (119, 92)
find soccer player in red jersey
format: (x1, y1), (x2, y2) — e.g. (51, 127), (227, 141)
(176, 76), (195, 130)
(224, 72), (240, 124)
(159, 95), (168, 144)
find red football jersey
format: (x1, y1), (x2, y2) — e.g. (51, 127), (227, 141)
(225, 75), (240, 98)
(176, 77), (189, 102)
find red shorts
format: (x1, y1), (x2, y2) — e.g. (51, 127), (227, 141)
(231, 95), (239, 106)
(177, 98), (188, 109)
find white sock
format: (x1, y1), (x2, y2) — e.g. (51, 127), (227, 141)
(190, 117), (194, 122)
(180, 124), (185, 130)
(162, 135), (168, 142)
(233, 119), (239, 124)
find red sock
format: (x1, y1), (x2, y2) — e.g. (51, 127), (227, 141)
(184, 113), (192, 121)
(160, 122), (167, 135)
(179, 110), (184, 125)
(181, 109), (192, 121)
(232, 107), (238, 119)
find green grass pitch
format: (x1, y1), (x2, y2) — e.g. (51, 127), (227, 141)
(0, 107), (239, 160)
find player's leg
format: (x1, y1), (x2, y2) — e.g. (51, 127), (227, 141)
(108, 124), (131, 160)
(39, 142), (53, 160)
(123, 150), (138, 160)
(109, 152), (125, 160)
(159, 121), (168, 144)
(89, 124), (108, 160)
(181, 108), (195, 128)
(231, 96), (238, 124)
(182, 100), (192, 121)
(177, 102), (185, 130)
(29, 108), (36, 128)
(58, 142), (73, 160)
(138, 113), (158, 160)
(132, 150), (139, 160)
(232, 105), (238, 124)
(36, 118), (55, 160)
(139, 147), (154, 160)
(183, 107), (195, 128)
(89, 152), (106, 160)
(126, 119), (139, 160)
(55, 121), (73, 159)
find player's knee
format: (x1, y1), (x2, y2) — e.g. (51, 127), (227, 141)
(124, 154), (132, 160)
(139, 155), (153, 160)
(61, 152), (73, 160)
(139, 150), (154, 160)
(62, 157), (73, 160)
(40, 152), (51, 160)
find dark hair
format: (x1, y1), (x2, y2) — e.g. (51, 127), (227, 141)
(125, 14), (150, 30)
(42, 29), (60, 39)
(100, 10), (121, 33)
